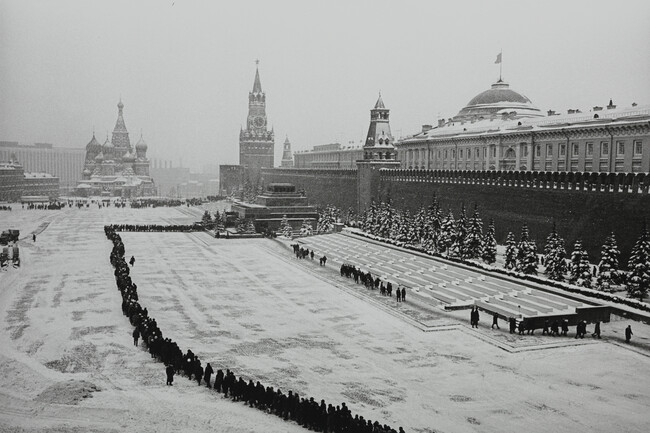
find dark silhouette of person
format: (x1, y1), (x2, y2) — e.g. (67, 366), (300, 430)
(32, 234), (36, 242)
(129, 256), (135, 266)
(625, 325), (633, 343)
(592, 321), (601, 339)
(132, 327), (139, 346)
(204, 362), (214, 388)
(401, 287), (406, 302)
(166, 364), (175, 385)
(491, 312), (500, 329)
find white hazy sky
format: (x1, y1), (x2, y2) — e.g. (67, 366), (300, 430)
(1, 0), (649, 171)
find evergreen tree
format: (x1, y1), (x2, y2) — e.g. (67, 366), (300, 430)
(299, 219), (314, 236)
(597, 232), (620, 292)
(438, 209), (457, 255)
(455, 204), (468, 255)
(569, 240), (592, 288)
(279, 215), (293, 238)
(422, 196), (442, 252)
(413, 205), (427, 245)
(317, 206), (337, 234)
(627, 224), (650, 300)
(481, 219), (497, 264)
(543, 223), (567, 281)
(516, 223), (538, 274)
(504, 231), (517, 270)
(214, 211), (225, 232)
(201, 210), (213, 227)
(464, 204), (484, 259)
(235, 217), (246, 233)
(377, 202), (394, 239)
(244, 219), (257, 234)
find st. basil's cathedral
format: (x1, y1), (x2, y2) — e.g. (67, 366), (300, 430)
(77, 100), (155, 197)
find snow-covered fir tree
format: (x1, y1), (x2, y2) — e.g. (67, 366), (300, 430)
(317, 206), (339, 234)
(201, 210), (213, 226)
(626, 224), (650, 300)
(438, 209), (457, 255)
(516, 223), (538, 274)
(279, 215), (293, 238)
(596, 232), (620, 292)
(361, 202), (377, 233)
(244, 219), (257, 234)
(235, 217), (246, 233)
(422, 197), (442, 253)
(299, 219), (314, 237)
(504, 231), (517, 270)
(413, 206), (426, 245)
(543, 223), (567, 281)
(464, 205), (484, 259)
(455, 204), (468, 257)
(377, 202), (394, 239)
(569, 240), (592, 288)
(481, 219), (497, 264)
(213, 211), (225, 232)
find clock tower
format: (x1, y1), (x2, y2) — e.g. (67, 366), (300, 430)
(239, 62), (274, 178)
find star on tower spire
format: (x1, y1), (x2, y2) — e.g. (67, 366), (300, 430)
(252, 60), (262, 93)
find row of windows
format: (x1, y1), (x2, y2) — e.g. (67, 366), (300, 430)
(402, 140), (644, 163)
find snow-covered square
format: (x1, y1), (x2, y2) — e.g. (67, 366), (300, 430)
(1, 205), (649, 433)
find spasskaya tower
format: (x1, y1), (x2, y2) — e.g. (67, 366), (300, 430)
(239, 61), (274, 177)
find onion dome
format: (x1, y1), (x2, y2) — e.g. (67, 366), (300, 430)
(103, 136), (114, 149)
(85, 133), (101, 151)
(454, 80), (543, 121)
(135, 134), (148, 152)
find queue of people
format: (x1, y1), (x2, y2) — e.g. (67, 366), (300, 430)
(105, 225), (405, 433)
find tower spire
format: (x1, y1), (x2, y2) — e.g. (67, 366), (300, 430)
(252, 60), (262, 93)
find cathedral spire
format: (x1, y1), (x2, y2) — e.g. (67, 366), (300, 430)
(112, 98), (131, 149)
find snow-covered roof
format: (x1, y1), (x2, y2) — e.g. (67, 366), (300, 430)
(400, 104), (650, 144)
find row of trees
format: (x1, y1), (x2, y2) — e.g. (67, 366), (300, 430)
(356, 198), (649, 300)
(360, 198), (498, 264)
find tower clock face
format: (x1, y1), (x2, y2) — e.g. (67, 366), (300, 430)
(253, 116), (265, 128)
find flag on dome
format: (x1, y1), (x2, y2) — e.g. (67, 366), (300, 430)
(495, 52), (502, 64)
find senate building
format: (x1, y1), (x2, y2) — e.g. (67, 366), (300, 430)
(395, 79), (650, 173)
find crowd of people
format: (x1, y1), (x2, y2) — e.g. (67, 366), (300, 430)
(105, 225), (405, 433)
(107, 223), (204, 232)
(0, 205), (12, 211)
(338, 263), (406, 302)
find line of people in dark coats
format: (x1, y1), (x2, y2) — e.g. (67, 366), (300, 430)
(107, 223), (204, 232)
(339, 263), (406, 302)
(106, 225), (405, 433)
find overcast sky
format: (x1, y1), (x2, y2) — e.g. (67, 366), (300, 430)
(1, 0), (649, 171)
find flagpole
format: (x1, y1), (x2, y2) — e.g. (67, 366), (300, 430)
(499, 49), (502, 81)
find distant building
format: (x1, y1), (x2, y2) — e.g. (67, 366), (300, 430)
(396, 79), (650, 173)
(294, 143), (363, 169)
(0, 158), (59, 201)
(0, 141), (84, 194)
(280, 136), (294, 167)
(78, 100), (155, 197)
(149, 165), (190, 197)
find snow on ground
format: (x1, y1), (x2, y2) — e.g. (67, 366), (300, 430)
(1, 206), (649, 433)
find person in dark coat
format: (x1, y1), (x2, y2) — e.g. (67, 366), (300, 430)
(592, 321), (601, 339)
(195, 361), (203, 386)
(132, 327), (139, 346)
(204, 362), (214, 388)
(491, 312), (500, 329)
(129, 255), (135, 266)
(625, 325), (633, 343)
(166, 364), (175, 385)
(401, 287), (406, 302)
(509, 317), (517, 334)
